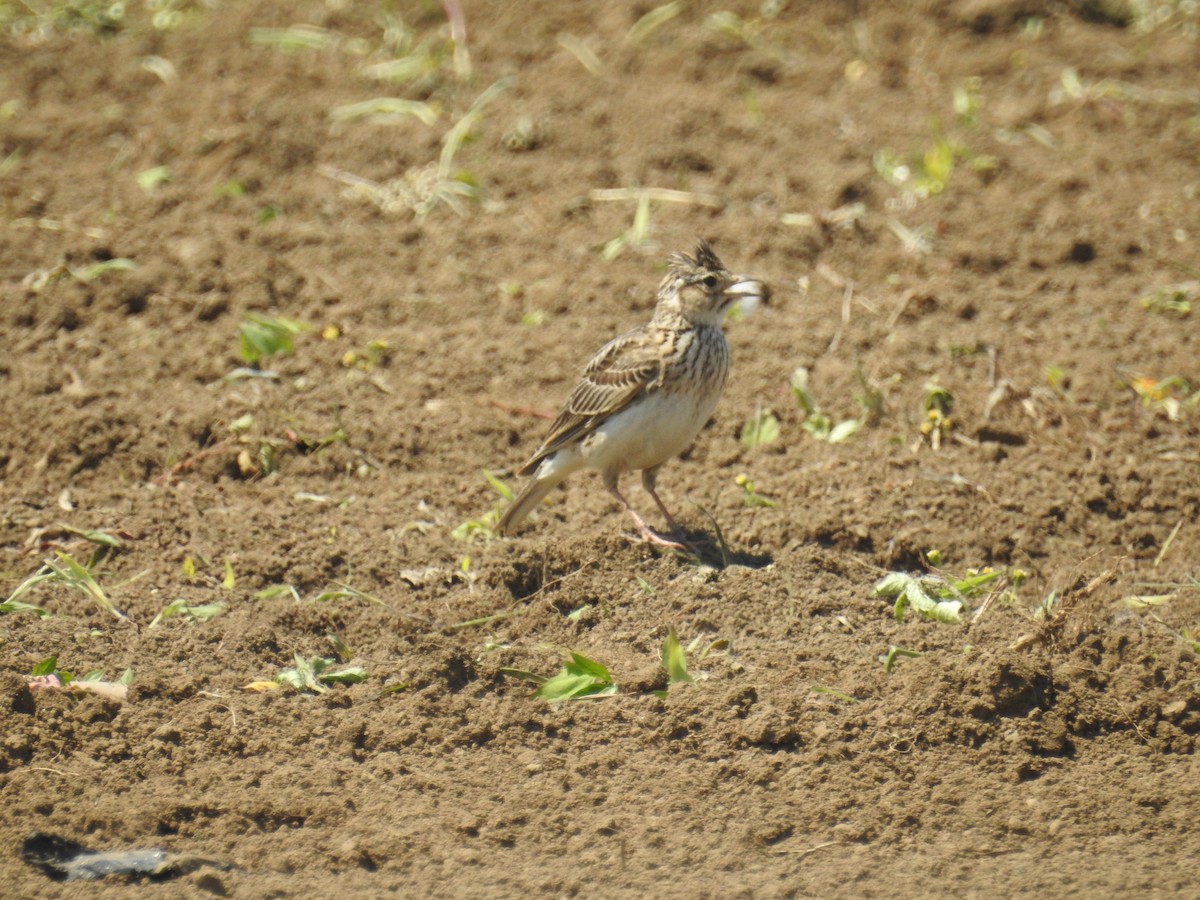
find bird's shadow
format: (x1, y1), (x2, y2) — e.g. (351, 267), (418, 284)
(626, 527), (774, 569)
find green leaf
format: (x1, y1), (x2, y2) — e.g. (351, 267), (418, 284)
(71, 258), (136, 283)
(255, 583), (300, 601)
(372, 682), (410, 699)
(137, 165), (171, 192)
(483, 469), (514, 502)
(59, 525), (122, 547)
(951, 570), (1001, 596)
(534, 651), (618, 701)
(327, 632), (352, 662)
(320, 666), (368, 685)
(827, 419), (863, 443)
(740, 408), (780, 449)
(921, 138), (955, 193)
(0, 598), (48, 618)
(31, 656), (58, 677)
(567, 652), (612, 682)
(238, 313), (308, 364)
(47, 551), (123, 619)
(874, 572), (963, 623)
(789, 367), (819, 416)
(148, 597), (187, 628)
(536, 672), (603, 701)
(879, 645), (922, 673)
(661, 628), (694, 685)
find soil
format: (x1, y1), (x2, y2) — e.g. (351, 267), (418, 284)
(2, 0), (1200, 895)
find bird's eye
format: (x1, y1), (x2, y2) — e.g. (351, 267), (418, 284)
(701, 275), (718, 288)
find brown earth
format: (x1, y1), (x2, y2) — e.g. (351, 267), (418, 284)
(2, 0), (1200, 895)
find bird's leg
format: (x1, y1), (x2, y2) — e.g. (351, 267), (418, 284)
(605, 474), (686, 550)
(641, 466), (683, 536)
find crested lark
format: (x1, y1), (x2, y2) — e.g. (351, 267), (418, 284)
(497, 240), (768, 548)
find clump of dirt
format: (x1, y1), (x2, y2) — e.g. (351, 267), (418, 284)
(2, 0), (1199, 894)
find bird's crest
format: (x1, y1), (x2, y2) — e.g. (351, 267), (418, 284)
(668, 239), (725, 276)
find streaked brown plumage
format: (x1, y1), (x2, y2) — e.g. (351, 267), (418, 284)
(498, 240), (768, 547)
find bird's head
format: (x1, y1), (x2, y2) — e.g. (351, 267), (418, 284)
(654, 239), (769, 328)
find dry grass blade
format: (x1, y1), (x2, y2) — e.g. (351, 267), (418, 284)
(588, 187), (725, 209)
(556, 33), (603, 75)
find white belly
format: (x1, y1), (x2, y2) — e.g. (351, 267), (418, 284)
(579, 387), (719, 474)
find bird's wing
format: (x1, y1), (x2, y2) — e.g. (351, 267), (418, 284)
(517, 327), (663, 476)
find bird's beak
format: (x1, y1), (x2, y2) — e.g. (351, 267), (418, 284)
(723, 277), (770, 316)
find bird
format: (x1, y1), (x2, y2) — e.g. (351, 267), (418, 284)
(497, 239), (768, 548)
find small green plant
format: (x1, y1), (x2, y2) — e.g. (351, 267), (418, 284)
(502, 651), (619, 701)
(735, 473), (776, 508)
(1127, 374), (1200, 421)
(272, 652), (367, 694)
(879, 645), (922, 673)
(31, 656), (76, 684)
(875, 572), (965, 623)
(1049, 66), (1136, 108)
(790, 368), (863, 443)
(874, 95), (997, 202)
(1139, 283), (1195, 317)
(256, 583), (302, 601)
(918, 381), (954, 449)
(6, 549), (125, 619)
(1033, 590), (1060, 620)
(311, 582), (384, 604)
(72, 258), (137, 282)
(325, 78), (510, 219)
(740, 407), (780, 449)
(137, 165), (171, 193)
(452, 470), (514, 542)
(661, 628), (694, 688)
(1044, 364), (1071, 398)
(0, 594), (47, 617)
(363, 3), (471, 86)
(238, 312), (309, 365)
(23, 258), (137, 292)
(811, 685), (860, 703)
(602, 191), (652, 259)
(876, 555), (1025, 624)
(2, 0), (125, 36)
(340, 338), (391, 371)
(29, 656), (129, 686)
(953, 76), (984, 127)
(148, 598), (226, 628)
(589, 187), (723, 260)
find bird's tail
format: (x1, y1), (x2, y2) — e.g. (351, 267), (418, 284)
(497, 475), (560, 535)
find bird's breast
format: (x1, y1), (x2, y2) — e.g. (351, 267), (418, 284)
(578, 360), (724, 475)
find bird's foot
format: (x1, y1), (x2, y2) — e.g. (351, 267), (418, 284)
(621, 526), (689, 552)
